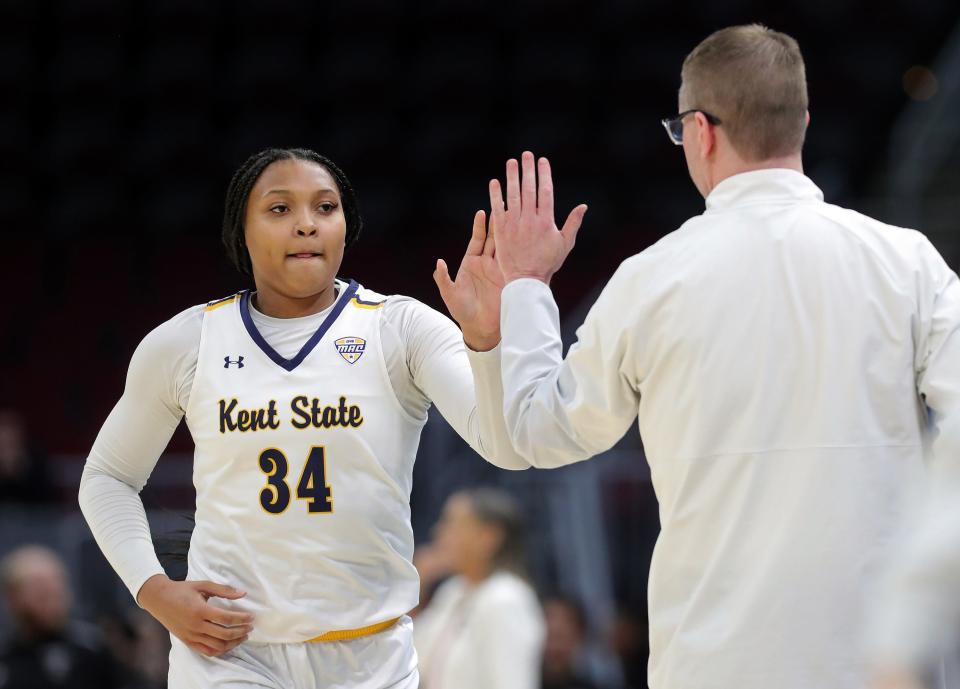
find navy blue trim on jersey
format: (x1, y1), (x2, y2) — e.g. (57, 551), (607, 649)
(353, 295), (386, 306)
(239, 280), (359, 372)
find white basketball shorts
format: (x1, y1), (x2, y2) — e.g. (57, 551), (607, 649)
(168, 615), (418, 688)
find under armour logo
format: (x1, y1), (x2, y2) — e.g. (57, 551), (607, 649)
(224, 356), (245, 369)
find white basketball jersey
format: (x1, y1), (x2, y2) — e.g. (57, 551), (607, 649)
(184, 281), (426, 642)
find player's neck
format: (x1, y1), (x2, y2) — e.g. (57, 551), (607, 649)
(252, 284), (339, 319)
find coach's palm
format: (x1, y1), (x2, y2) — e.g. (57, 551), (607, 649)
(434, 210), (505, 351)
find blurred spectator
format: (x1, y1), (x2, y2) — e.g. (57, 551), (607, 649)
(0, 545), (123, 688)
(414, 488), (544, 689)
(610, 606), (649, 689)
(0, 410), (54, 505)
(99, 608), (170, 689)
(541, 595), (597, 689)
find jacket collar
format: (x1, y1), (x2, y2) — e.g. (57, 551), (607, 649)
(704, 169), (824, 212)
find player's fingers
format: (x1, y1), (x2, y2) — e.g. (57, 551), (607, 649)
(194, 581), (246, 600)
(520, 151), (536, 214)
(192, 633), (230, 654)
(204, 605), (255, 628)
(201, 621), (252, 642)
(189, 641), (220, 657)
(506, 159), (521, 213)
(560, 204), (588, 249)
(221, 636), (249, 654)
(479, 210), (496, 258)
(489, 179), (506, 240)
(489, 179), (505, 216)
(537, 157), (554, 219)
(433, 259), (455, 303)
(465, 210), (486, 259)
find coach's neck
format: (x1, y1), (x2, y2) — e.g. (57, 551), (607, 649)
(703, 146), (804, 198)
(690, 111), (808, 199)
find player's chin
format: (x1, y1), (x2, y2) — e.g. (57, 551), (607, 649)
(281, 264), (337, 295)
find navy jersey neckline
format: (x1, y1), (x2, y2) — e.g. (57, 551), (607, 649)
(239, 280), (359, 372)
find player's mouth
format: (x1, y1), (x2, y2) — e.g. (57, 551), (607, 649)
(287, 252), (324, 260)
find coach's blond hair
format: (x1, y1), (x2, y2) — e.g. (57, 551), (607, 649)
(681, 24), (808, 161)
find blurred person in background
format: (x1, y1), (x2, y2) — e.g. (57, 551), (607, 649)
(540, 595), (597, 689)
(440, 23), (960, 689)
(0, 410), (53, 505)
(413, 487), (544, 689)
(609, 605), (649, 689)
(0, 545), (122, 689)
(99, 608), (171, 689)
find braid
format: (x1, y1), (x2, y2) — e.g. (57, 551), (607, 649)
(221, 147), (363, 276)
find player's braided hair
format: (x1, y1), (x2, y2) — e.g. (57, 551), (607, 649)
(222, 147), (363, 276)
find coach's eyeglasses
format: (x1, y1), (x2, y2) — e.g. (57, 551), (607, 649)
(661, 109), (722, 145)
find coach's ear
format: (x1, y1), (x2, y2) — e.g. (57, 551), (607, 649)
(695, 110), (716, 160)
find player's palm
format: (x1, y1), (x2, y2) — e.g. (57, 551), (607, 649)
(434, 210), (504, 351)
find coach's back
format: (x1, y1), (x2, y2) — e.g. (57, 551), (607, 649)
(494, 24), (960, 689)
(614, 166), (949, 688)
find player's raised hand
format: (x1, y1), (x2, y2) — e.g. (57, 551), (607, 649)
(434, 209), (505, 352)
(492, 151), (587, 285)
(137, 574), (254, 657)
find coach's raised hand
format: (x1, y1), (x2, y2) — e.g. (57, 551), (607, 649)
(492, 151), (587, 285)
(434, 209), (505, 352)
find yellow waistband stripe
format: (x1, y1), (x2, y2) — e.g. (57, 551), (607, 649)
(307, 616), (400, 643)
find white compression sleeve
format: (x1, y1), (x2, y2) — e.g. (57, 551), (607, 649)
(78, 305), (202, 602)
(385, 297), (530, 470)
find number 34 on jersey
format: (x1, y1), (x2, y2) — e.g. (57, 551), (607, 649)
(258, 445), (333, 515)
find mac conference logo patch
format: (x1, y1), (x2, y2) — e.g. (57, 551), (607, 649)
(335, 337), (366, 364)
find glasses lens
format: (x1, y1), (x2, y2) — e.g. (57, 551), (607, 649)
(670, 120), (683, 144)
(662, 118), (683, 145)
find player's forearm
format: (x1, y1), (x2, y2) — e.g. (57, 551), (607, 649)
(78, 464), (166, 603)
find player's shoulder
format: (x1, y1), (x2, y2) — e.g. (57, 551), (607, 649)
(140, 287), (244, 358)
(201, 291), (244, 313)
(139, 302), (205, 355)
(346, 281), (390, 311)
(350, 281), (452, 328)
(124, 302), (207, 382)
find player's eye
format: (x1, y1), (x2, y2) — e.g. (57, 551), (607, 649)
(317, 202), (338, 213)
(269, 204), (289, 214)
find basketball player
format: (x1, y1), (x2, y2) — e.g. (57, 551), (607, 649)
(78, 147), (530, 688)
(446, 25), (960, 689)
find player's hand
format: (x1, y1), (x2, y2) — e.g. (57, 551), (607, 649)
(492, 151), (587, 285)
(434, 209), (505, 352)
(137, 574), (254, 657)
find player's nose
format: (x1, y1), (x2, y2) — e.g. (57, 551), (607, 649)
(294, 222), (318, 237)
